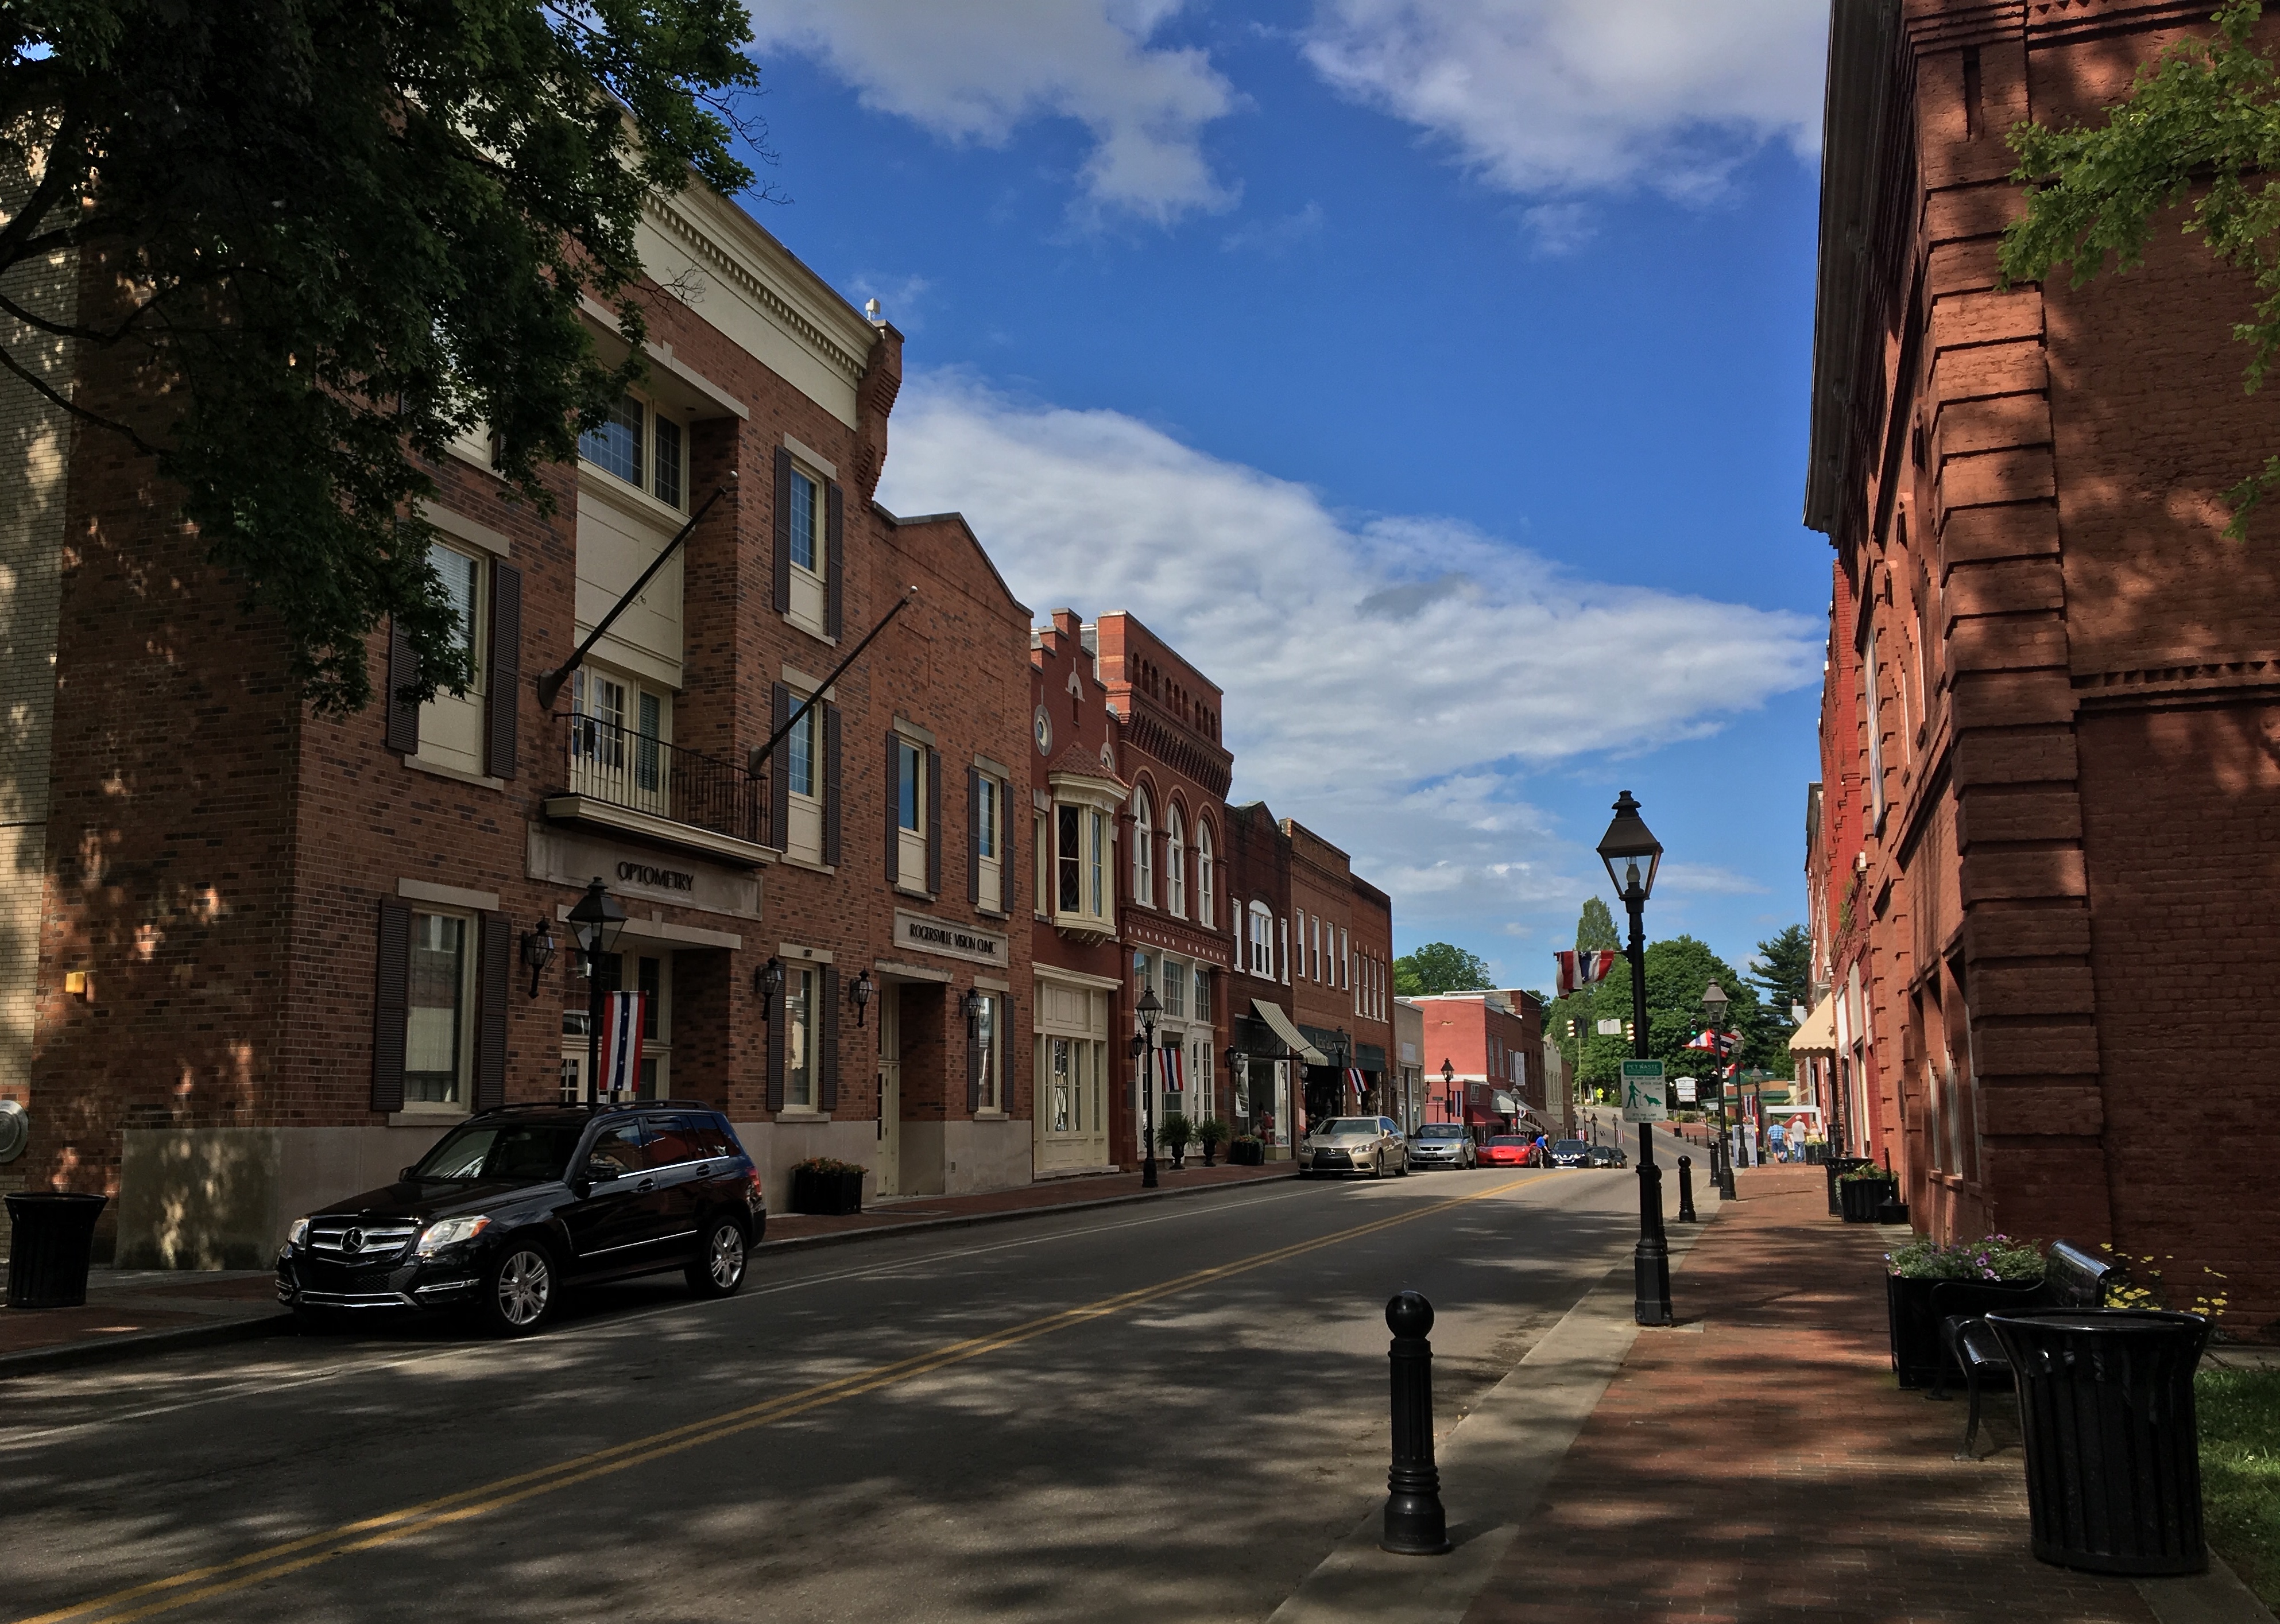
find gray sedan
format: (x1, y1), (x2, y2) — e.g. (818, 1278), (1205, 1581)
(1407, 1123), (1477, 1169)
(1298, 1117), (1409, 1179)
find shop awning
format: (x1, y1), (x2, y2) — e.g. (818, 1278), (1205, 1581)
(1492, 1092), (1521, 1117)
(1253, 999), (1329, 1064)
(1789, 994), (1837, 1055)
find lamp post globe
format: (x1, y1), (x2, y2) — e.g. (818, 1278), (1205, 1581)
(1595, 792), (1673, 1327)
(1137, 983), (1162, 1189)
(568, 878), (628, 1103)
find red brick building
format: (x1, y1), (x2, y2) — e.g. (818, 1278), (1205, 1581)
(1283, 819), (1395, 1127)
(1408, 991), (1548, 1138)
(1805, 0), (2280, 1329)
(2, 178), (1033, 1262)
(1027, 610), (1125, 1176)
(1222, 801), (1302, 1155)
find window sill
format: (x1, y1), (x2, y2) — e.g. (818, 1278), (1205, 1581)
(388, 1107), (469, 1127)
(775, 1108), (831, 1123)
(976, 906), (1009, 921)
(893, 884), (936, 903)
(779, 852), (837, 876)
(971, 1108), (1008, 1121)
(781, 610), (835, 646)
(404, 754), (506, 792)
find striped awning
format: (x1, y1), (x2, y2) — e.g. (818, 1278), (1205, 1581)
(1253, 999), (1329, 1065)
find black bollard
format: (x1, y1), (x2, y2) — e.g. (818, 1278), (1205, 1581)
(1677, 1154), (1697, 1223)
(1381, 1290), (1452, 1556)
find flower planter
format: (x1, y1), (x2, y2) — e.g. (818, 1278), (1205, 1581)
(1825, 1157), (1874, 1215)
(1228, 1139), (1264, 1166)
(1838, 1177), (1896, 1223)
(790, 1165), (864, 1216)
(1886, 1272), (2036, 1389)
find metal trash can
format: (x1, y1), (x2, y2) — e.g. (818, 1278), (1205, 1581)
(5, 1192), (108, 1309)
(1987, 1308), (2210, 1576)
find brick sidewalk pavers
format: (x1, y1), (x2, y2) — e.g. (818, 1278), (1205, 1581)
(1464, 1164), (2161, 1624)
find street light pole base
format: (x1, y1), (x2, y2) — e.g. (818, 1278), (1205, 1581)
(1142, 1154), (1158, 1189)
(1634, 1238), (1674, 1325)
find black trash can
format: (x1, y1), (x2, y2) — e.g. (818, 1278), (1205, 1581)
(5, 1192), (109, 1309)
(1987, 1308), (2211, 1576)
(1825, 1157), (1873, 1215)
(1838, 1176), (1896, 1223)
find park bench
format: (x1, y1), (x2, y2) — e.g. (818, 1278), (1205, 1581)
(1929, 1239), (2118, 1458)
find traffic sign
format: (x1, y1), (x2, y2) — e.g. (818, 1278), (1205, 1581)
(1620, 1059), (1668, 1122)
(1596, 1018), (1623, 1036)
(1674, 1076), (1698, 1104)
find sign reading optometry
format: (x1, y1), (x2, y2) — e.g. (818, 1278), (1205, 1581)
(1620, 1059), (1669, 1123)
(894, 909), (1008, 968)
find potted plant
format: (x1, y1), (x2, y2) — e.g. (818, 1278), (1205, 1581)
(1159, 1111), (1193, 1169)
(790, 1156), (868, 1216)
(1884, 1234), (2044, 1387)
(1228, 1133), (1264, 1166)
(1836, 1160), (1898, 1223)
(1196, 1116), (1229, 1167)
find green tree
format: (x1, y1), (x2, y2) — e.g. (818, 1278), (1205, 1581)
(2, 0), (764, 711)
(1745, 923), (1811, 1074)
(1393, 942), (1492, 996)
(1566, 936), (1784, 1093)
(1575, 897), (1620, 952)
(2001, 0), (2280, 530)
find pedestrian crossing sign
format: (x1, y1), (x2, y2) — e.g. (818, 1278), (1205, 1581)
(1620, 1059), (1668, 1123)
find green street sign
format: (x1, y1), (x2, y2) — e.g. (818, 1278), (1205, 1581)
(1620, 1059), (1668, 1123)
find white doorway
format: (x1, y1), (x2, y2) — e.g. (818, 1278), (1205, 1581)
(875, 985), (903, 1197)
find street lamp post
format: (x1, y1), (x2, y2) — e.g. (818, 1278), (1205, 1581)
(568, 878), (628, 1104)
(1440, 1057), (1456, 1132)
(1596, 790), (1672, 1328)
(1701, 980), (1737, 1200)
(1133, 984), (1162, 1188)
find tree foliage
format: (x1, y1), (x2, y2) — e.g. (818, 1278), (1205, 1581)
(2, 0), (764, 711)
(1552, 935), (1794, 1094)
(1393, 942), (1492, 997)
(2002, 0), (2280, 532)
(1574, 897), (1620, 953)
(1749, 924), (1811, 1032)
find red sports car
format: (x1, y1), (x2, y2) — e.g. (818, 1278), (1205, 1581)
(1480, 1135), (1535, 1166)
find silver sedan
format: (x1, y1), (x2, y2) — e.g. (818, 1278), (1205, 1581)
(1298, 1117), (1410, 1179)
(1407, 1125), (1477, 1169)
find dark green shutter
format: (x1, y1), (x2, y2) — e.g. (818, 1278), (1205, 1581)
(485, 561), (520, 779)
(772, 447), (793, 614)
(372, 900), (409, 1111)
(475, 911), (509, 1110)
(384, 620), (419, 754)
(819, 965), (840, 1111)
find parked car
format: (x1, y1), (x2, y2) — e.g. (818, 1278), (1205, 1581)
(1587, 1142), (1629, 1168)
(1548, 1138), (1593, 1168)
(1407, 1123), (1477, 1169)
(1299, 1117), (1409, 1179)
(276, 1102), (767, 1337)
(1479, 1135), (1535, 1167)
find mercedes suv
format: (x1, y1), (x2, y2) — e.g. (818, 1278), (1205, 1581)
(276, 1102), (766, 1336)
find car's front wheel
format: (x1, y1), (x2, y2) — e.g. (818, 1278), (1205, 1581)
(687, 1215), (749, 1299)
(1395, 1149), (1409, 1176)
(478, 1239), (558, 1337)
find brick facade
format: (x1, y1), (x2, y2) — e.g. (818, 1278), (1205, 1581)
(1805, 0), (2280, 1331)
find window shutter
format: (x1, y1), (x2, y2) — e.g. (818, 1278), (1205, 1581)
(885, 732), (899, 883)
(372, 900), (410, 1112)
(819, 964), (839, 1111)
(825, 480), (844, 641)
(926, 747), (943, 896)
(967, 765), (981, 905)
(966, 1001), (982, 1115)
(1001, 780), (1016, 914)
(770, 683), (792, 851)
(485, 561), (521, 780)
(765, 970), (785, 1113)
(823, 703), (842, 867)
(475, 911), (510, 1110)
(384, 619), (419, 754)
(772, 447), (793, 615)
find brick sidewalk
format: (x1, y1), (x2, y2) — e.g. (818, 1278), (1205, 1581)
(0, 1269), (281, 1361)
(1465, 1164), (2166, 1624)
(760, 1157), (1292, 1242)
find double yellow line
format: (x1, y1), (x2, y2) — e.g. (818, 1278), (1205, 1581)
(21, 1177), (1526, 1624)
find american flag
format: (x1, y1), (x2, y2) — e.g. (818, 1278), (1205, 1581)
(1555, 949), (1617, 997)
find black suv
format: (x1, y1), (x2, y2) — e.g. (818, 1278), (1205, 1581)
(276, 1102), (766, 1336)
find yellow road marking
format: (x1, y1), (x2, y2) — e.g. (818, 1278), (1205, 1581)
(20, 1177), (1528, 1624)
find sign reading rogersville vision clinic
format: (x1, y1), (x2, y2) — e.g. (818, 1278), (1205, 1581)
(1620, 1059), (1669, 1123)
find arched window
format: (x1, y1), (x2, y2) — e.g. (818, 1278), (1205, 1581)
(1195, 823), (1215, 930)
(1166, 804), (1186, 917)
(1132, 786), (1153, 908)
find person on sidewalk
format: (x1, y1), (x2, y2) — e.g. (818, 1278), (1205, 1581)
(1767, 1119), (1787, 1162)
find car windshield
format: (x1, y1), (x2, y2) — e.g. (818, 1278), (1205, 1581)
(1416, 1125), (1467, 1139)
(1488, 1137), (1528, 1147)
(1553, 1140), (1588, 1154)
(411, 1121), (586, 1182)
(1324, 1119), (1379, 1138)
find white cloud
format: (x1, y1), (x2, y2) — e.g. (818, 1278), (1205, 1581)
(1302, 0), (1828, 201)
(1654, 863), (1772, 898)
(745, 0), (1237, 222)
(876, 373), (1820, 952)
(1221, 201), (1325, 255)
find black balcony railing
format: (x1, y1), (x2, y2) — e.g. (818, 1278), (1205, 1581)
(556, 712), (767, 847)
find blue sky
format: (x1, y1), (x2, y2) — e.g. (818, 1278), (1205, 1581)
(727, 0), (1832, 993)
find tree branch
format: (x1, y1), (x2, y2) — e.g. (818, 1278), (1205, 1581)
(0, 341), (165, 458)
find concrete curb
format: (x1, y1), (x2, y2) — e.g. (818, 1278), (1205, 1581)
(1265, 1187), (1719, 1624)
(752, 1168), (1301, 1256)
(2137, 1555), (2279, 1624)
(0, 1307), (296, 1381)
(0, 1169), (1302, 1380)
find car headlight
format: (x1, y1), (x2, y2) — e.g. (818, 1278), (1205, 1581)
(416, 1215), (491, 1256)
(287, 1217), (310, 1248)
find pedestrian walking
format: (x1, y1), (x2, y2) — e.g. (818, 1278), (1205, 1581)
(1767, 1118), (1787, 1162)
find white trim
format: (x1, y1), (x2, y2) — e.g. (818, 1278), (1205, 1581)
(577, 293), (751, 420)
(419, 501), (513, 558)
(892, 716), (937, 747)
(971, 974), (1010, 993)
(780, 664), (836, 699)
(398, 878), (501, 912)
(552, 905), (743, 952)
(779, 942), (835, 963)
(541, 795), (775, 869)
(403, 754), (508, 793)
(1033, 964), (1124, 992)
(876, 958), (951, 983)
(783, 433), (838, 480)
(974, 754), (1012, 781)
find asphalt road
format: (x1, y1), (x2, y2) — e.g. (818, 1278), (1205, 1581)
(1, 1137), (1682, 1624)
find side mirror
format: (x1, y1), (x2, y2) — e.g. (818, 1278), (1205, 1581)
(582, 1158), (620, 1185)
(398, 1166), (417, 1181)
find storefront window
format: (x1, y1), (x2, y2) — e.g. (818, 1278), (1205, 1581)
(1052, 1037), (1072, 1130)
(405, 911), (469, 1104)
